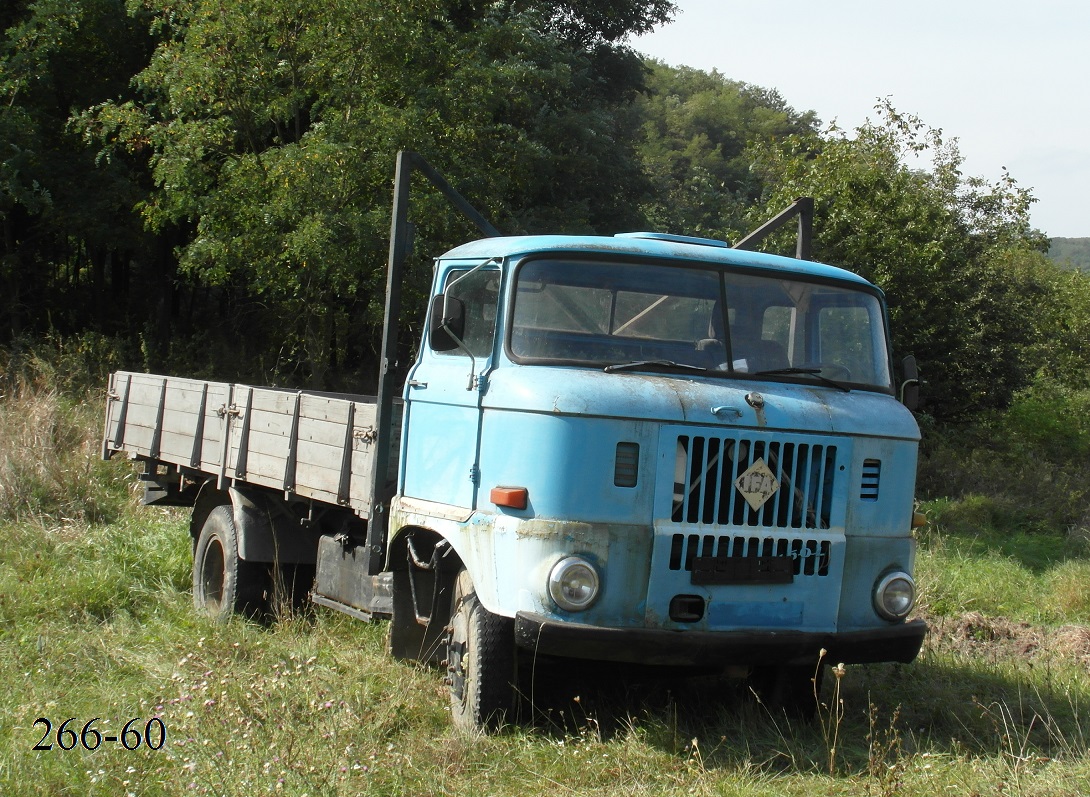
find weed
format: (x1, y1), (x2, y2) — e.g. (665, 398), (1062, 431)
(0, 386), (133, 525)
(866, 702), (906, 797)
(816, 655), (847, 776)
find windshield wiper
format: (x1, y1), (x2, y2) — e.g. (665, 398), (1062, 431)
(604, 360), (708, 375)
(753, 367), (851, 392)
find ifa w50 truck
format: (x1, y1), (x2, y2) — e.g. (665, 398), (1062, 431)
(103, 152), (926, 730)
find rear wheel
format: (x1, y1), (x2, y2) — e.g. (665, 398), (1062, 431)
(192, 506), (270, 620)
(446, 568), (516, 731)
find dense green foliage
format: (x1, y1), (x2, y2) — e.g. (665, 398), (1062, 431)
(634, 61), (819, 239)
(9, 0), (687, 386)
(1049, 236), (1090, 270)
(0, 0), (154, 341)
(7, 0), (1084, 416)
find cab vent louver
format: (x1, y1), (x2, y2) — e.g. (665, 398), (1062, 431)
(861, 459), (882, 501)
(614, 442), (640, 488)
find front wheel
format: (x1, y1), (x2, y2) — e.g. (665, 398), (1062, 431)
(192, 506), (270, 620)
(749, 663), (824, 720)
(446, 568), (515, 731)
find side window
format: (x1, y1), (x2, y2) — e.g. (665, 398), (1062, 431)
(435, 268), (501, 357)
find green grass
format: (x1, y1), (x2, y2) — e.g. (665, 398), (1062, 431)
(916, 496), (1090, 624)
(2, 367), (1089, 795)
(0, 503), (1088, 795)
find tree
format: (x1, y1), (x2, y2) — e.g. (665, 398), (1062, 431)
(748, 102), (1049, 420)
(1017, 253), (1090, 390)
(1, 0), (153, 341)
(634, 61), (819, 241)
(79, 0), (676, 386)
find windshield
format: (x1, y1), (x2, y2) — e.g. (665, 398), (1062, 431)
(509, 258), (893, 392)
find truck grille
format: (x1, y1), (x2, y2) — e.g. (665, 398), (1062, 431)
(668, 532), (831, 577)
(672, 435), (838, 529)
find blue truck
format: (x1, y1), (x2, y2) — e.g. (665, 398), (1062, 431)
(103, 152), (926, 730)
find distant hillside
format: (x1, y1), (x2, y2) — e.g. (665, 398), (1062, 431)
(1048, 238), (1090, 271)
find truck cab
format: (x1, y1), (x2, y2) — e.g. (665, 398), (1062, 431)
(388, 232), (924, 727)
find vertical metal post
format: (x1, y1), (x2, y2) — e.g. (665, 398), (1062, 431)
(366, 151), (414, 574)
(795, 197), (814, 261)
(189, 381), (209, 468)
(149, 377), (168, 460)
(217, 383), (235, 491)
(283, 391), (302, 496)
(337, 401), (357, 506)
(732, 197), (815, 261)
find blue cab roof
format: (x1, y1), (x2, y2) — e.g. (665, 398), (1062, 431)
(439, 233), (876, 290)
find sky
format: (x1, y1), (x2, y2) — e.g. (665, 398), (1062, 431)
(633, 0), (1090, 238)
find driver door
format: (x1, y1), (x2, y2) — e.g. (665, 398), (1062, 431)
(400, 264), (502, 509)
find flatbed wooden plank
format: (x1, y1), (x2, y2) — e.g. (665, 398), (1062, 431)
(106, 371), (399, 518)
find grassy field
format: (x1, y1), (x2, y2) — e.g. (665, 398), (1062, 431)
(2, 385), (1089, 796)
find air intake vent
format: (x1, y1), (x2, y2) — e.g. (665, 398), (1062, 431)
(668, 533), (831, 577)
(672, 435), (837, 529)
(614, 442), (640, 487)
(861, 459), (881, 501)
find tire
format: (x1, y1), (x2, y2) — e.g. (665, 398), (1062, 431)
(749, 663), (825, 720)
(192, 505), (270, 620)
(445, 568), (515, 731)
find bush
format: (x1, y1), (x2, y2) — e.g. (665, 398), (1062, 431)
(917, 378), (1090, 535)
(1, 332), (138, 398)
(1002, 378), (1090, 459)
(0, 338), (135, 524)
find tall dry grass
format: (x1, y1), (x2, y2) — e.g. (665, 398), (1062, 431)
(0, 335), (133, 525)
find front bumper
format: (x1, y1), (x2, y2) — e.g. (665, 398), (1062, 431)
(514, 613), (927, 668)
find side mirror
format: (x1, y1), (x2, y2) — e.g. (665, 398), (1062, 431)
(899, 355), (920, 411)
(428, 294), (466, 352)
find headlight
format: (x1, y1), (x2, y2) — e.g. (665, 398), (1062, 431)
(874, 571), (916, 621)
(548, 556), (600, 612)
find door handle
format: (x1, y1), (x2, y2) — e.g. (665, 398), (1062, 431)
(711, 405), (742, 419)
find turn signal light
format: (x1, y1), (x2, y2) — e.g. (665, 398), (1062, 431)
(490, 486), (528, 510)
